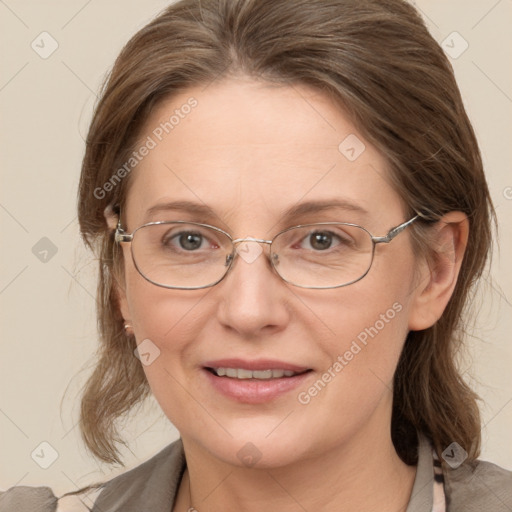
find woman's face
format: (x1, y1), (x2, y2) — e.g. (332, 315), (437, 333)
(117, 76), (424, 468)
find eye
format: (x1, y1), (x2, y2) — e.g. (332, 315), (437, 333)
(305, 231), (334, 251)
(307, 231), (335, 251)
(162, 229), (215, 251)
(296, 229), (353, 252)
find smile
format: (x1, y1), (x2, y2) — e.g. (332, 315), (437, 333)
(209, 367), (301, 379)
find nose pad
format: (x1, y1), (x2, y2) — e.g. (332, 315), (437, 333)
(224, 242), (275, 271)
(224, 253), (234, 267)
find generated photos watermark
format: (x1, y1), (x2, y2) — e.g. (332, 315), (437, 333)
(297, 302), (403, 405)
(93, 97), (198, 200)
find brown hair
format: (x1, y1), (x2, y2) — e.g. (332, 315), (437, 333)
(77, 0), (494, 465)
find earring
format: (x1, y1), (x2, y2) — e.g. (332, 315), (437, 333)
(124, 323), (133, 335)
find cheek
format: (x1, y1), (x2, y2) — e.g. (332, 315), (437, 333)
(298, 250), (415, 394)
(312, 249), (414, 362)
(291, 290), (411, 454)
(122, 255), (208, 393)
(310, 290), (409, 394)
(124, 272), (213, 430)
(128, 279), (209, 358)
(122, 246), (202, 342)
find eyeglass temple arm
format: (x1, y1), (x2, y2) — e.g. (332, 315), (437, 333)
(114, 218), (133, 243)
(371, 215), (419, 244)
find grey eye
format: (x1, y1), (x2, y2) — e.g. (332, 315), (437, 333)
(177, 232), (203, 251)
(162, 230), (208, 251)
(308, 232), (334, 250)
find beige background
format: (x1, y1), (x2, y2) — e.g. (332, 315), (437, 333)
(1, 0), (511, 495)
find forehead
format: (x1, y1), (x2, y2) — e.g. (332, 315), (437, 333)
(124, 77), (403, 231)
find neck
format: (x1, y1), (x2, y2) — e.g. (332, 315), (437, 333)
(173, 404), (416, 512)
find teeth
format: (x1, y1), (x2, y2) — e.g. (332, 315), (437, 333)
(237, 368), (253, 379)
(212, 368), (299, 379)
(253, 370), (274, 379)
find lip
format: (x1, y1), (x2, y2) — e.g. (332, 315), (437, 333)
(202, 358), (313, 404)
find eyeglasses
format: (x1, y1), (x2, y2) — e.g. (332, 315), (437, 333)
(114, 215), (419, 290)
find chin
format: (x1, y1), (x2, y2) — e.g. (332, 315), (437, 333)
(184, 417), (326, 470)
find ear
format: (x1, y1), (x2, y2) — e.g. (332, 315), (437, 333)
(104, 204), (131, 323)
(408, 211), (469, 331)
(104, 203), (119, 231)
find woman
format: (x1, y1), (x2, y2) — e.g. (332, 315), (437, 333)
(1, 0), (510, 510)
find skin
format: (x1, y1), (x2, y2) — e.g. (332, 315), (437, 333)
(112, 75), (468, 511)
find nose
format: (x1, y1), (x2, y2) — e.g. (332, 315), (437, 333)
(215, 239), (290, 338)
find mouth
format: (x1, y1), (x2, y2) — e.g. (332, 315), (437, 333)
(205, 367), (309, 379)
(201, 359), (313, 403)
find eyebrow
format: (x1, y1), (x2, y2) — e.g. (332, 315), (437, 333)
(145, 200), (217, 221)
(143, 199), (368, 224)
(280, 199), (368, 219)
